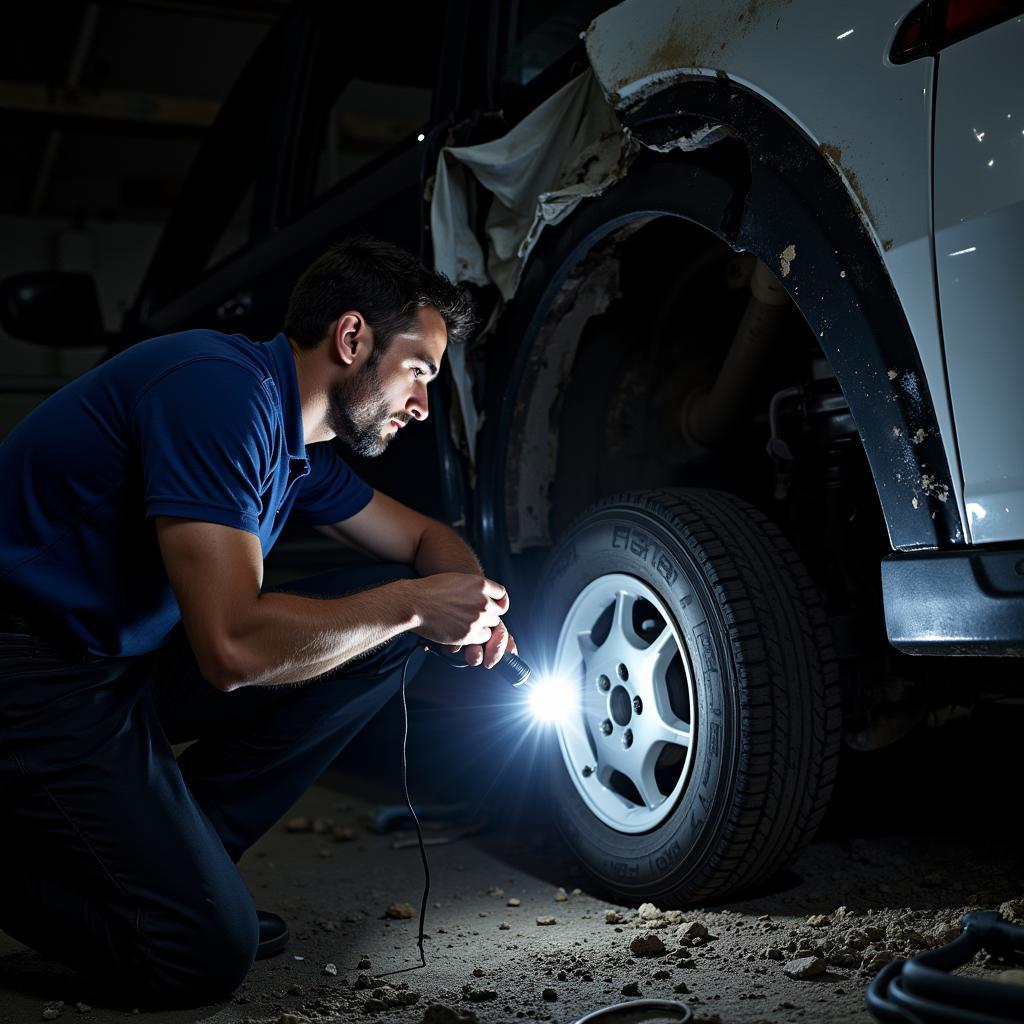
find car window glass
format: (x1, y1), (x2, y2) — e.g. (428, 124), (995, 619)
(204, 180), (256, 272)
(144, 24), (284, 308)
(298, 5), (445, 209)
(502, 0), (614, 89)
(313, 80), (433, 195)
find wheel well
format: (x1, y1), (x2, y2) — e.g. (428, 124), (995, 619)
(479, 84), (963, 589)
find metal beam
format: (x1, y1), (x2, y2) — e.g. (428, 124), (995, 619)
(0, 81), (219, 130)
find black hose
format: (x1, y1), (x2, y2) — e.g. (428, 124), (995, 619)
(866, 912), (1024, 1023)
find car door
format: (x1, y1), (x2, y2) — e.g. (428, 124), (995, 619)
(932, 12), (1024, 545)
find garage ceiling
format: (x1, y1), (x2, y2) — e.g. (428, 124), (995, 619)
(0, 0), (281, 221)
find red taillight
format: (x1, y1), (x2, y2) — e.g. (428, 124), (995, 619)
(945, 0), (1007, 35)
(891, 5), (929, 62)
(891, 0), (1024, 63)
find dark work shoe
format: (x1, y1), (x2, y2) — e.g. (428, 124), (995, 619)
(256, 910), (289, 959)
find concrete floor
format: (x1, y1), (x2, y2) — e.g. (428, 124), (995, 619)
(1, 674), (1022, 1024)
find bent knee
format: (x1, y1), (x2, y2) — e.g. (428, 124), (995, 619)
(141, 904), (257, 1006)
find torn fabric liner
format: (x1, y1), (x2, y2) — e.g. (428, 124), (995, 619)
(430, 65), (726, 460)
(430, 69), (636, 455)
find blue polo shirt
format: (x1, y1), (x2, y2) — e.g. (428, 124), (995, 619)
(0, 330), (373, 658)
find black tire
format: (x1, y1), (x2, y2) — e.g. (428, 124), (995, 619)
(537, 487), (841, 906)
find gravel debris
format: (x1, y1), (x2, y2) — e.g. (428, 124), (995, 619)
(535, 915), (557, 926)
(461, 985), (498, 1002)
(541, 987), (558, 1001)
(675, 921), (709, 943)
(421, 1006), (479, 1024)
(629, 933), (667, 957)
(506, 897), (521, 907)
(553, 887), (568, 902)
(620, 981), (641, 996)
(385, 902), (417, 920)
(783, 955), (827, 979)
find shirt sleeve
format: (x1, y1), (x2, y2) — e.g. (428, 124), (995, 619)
(133, 358), (277, 536)
(288, 441), (373, 526)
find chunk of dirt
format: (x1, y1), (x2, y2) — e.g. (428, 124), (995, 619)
(630, 933), (667, 957)
(784, 955), (827, 979)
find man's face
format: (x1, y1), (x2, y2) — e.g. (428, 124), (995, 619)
(327, 306), (447, 457)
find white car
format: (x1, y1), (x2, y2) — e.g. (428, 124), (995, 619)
(431, 0), (1024, 906)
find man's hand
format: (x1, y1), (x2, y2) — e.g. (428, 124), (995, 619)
(449, 622), (519, 669)
(412, 572), (509, 649)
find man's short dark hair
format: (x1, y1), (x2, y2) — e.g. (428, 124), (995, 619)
(284, 236), (477, 359)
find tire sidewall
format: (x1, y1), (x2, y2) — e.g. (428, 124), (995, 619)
(539, 500), (739, 895)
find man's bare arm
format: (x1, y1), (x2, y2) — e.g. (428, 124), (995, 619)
(315, 490), (482, 576)
(156, 517), (505, 691)
(316, 491), (515, 666)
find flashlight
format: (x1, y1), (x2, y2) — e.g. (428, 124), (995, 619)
(423, 641), (532, 687)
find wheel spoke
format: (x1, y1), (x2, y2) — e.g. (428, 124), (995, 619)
(576, 629), (599, 662)
(644, 713), (692, 750)
(631, 761), (663, 811)
(610, 590), (642, 650)
(642, 625), (676, 672)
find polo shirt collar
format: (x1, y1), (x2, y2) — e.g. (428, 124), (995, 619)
(266, 332), (307, 462)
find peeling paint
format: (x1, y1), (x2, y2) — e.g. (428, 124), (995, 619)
(911, 427), (926, 445)
(819, 142), (877, 231)
(919, 473), (950, 503)
(779, 243), (796, 277)
(887, 369), (898, 380)
(587, 0), (795, 104)
(892, 426), (902, 438)
(639, 122), (730, 154)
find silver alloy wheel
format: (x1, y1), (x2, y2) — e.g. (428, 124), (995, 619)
(552, 573), (698, 834)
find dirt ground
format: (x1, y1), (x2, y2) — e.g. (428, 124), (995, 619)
(1, 677), (1022, 1024)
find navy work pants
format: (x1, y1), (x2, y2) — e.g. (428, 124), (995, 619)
(0, 563), (425, 1008)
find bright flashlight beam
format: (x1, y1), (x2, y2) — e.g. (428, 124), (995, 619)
(526, 672), (577, 724)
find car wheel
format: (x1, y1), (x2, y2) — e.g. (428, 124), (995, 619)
(536, 487), (841, 905)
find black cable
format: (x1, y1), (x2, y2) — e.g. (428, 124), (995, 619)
(399, 644), (430, 968)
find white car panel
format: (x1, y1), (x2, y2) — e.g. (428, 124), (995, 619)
(586, 0), (971, 540)
(933, 16), (1024, 544)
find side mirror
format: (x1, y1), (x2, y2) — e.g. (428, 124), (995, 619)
(0, 272), (112, 347)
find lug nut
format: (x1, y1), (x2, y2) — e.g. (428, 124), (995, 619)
(582, 765), (593, 778)
(617, 663), (629, 681)
(622, 729), (633, 749)
(597, 674), (610, 691)
(633, 696), (643, 715)
(601, 719), (613, 735)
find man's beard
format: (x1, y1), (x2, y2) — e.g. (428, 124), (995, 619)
(326, 361), (407, 458)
